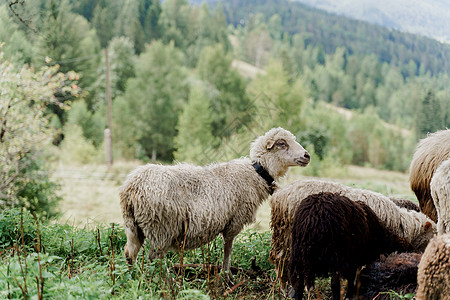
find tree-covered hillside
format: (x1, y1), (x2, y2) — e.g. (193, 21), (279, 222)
(292, 0), (450, 43)
(216, 0), (450, 76)
(1, 0), (449, 216)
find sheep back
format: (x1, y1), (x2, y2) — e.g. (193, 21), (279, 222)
(358, 252), (422, 300)
(431, 158), (450, 235)
(416, 233), (450, 300)
(409, 129), (450, 222)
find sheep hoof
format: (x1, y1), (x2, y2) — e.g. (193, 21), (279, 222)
(224, 272), (235, 287)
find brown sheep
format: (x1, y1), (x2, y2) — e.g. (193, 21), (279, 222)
(289, 192), (413, 300)
(390, 197), (420, 212)
(409, 129), (450, 222)
(358, 252), (422, 300)
(270, 179), (436, 292)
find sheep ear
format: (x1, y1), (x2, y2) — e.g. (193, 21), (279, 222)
(424, 221), (432, 230)
(266, 140), (275, 150)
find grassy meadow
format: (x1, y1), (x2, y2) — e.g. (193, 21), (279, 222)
(0, 161), (417, 299)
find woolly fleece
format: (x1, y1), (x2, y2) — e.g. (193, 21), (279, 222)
(409, 129), (450, 222)
(270, 179), (436, 289)
(431, 158), (450, 235)
(416, 233), (450, 300)
(120, 127), (310, 270)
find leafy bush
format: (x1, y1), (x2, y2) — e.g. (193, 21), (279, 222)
(0, 52), (78, 218)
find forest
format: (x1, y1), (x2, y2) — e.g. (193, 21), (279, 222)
(0, 0), (449, 218)
(1, 0), (449, 298)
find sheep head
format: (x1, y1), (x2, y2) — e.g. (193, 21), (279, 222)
(411, 221), (437, 251)
(250, 127), (310, 179)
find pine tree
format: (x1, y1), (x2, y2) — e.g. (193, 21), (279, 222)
(416, 90), (442, 139)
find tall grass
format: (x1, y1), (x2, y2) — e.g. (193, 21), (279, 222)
(0, 209), (284, 299)
(0, 208), (416, 299)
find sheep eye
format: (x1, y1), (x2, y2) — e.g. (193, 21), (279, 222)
(275, 140), (287, 148)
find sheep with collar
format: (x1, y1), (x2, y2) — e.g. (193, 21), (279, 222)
(120, 127), (310, 271)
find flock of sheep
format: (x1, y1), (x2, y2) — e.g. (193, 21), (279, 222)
(119, 127), (450, 299)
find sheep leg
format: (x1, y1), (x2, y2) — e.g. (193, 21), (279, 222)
(222, 235), (235, 272)
(222, 223), (242, 272)
(345, 270), (357, 299)
(124, 225), (145, 264)
(330, 272), (341, 300)
(292, 276), (304, 300)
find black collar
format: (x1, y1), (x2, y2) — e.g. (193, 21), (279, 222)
(252, 161), (276, 195)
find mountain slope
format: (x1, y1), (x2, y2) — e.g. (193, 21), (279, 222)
(292, 0), (450, 43)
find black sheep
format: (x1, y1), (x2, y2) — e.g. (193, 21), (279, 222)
(358, 252), (422, 300)
(289, 192), (413, 300)
(390, 197), (420, 212)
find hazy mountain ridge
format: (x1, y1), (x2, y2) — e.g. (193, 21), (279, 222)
(291, 0), (450, 43)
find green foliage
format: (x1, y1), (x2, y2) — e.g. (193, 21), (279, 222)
(197, 44), (253, 138)
(415, 90), (444, 139)
(0, 5), (33, 64)
(231, 230), (273, 271)
(248, 60), (306, 133)
(174, 83), (218, 163)
(2, 0), (449, 173)
(0, 53), (78, 217)
(222, 0), (450, 76)
(0, 209), (37, 251)
(14, 156), (62, 219)
(381, 290), (415, 300)
(92, 2), (115, 48)
(33, 0), (101, 122)
(59, 124), (103, 165)
(66, 100), (105, 147)
(0, 214), (282, 299)
(159, 0), (191, 50)
(115, 41), (188, 162)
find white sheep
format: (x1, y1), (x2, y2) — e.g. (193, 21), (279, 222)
(409, 129), (450, 222)
(431, 158), (450, 235)
(120, 127), (310, 271)
(416, 233), (450, 300)
(270, 179), (436, 290)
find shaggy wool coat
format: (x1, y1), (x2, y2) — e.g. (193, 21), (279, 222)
(270, 179), (436, 290)
(416, 233), (450, 300)
(120, 127), (310, 270)
(431, 157), (450, 235)
(289, 192), (413, 300)
(409, 129), (450, 222)
(358, 252), (422, 300)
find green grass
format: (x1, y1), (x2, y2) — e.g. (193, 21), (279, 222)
(1, 205), (417, 299)
(0, 209), (286, 299)
(14, 161), (416, 299)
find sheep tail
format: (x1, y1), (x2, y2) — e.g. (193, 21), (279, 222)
(120, 188), (144, 263)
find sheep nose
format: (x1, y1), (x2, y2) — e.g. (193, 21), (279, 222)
(304, 152), (310, 160)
